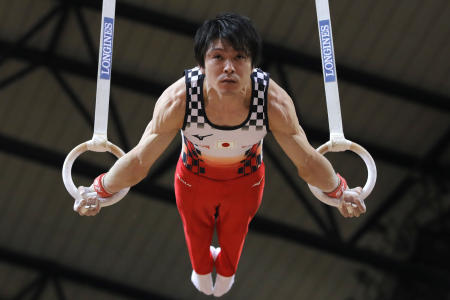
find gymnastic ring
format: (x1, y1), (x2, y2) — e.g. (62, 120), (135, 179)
(62, 140), (130, 207)
(308, 140), (377, 207)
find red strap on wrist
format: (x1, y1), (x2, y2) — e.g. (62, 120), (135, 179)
(93, 173), (113, 198)
(325, 173), (347, 198)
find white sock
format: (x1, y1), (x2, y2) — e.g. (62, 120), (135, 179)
(210, 246), (221, 261)
(191, 270), (213, 295)
(213, 273), (235, 297)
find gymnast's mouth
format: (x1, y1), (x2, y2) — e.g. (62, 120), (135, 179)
(221, 78), (237, 83)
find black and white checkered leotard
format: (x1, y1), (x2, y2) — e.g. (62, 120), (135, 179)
(180, 67), (270, 180)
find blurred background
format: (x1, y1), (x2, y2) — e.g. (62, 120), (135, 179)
(0, 0), (449, 299)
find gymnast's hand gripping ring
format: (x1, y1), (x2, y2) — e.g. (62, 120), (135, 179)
(307, 138), (377, 207)
(62, 136), (130, 207)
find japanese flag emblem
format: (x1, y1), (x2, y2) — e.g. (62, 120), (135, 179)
(217, 140), (234, 149)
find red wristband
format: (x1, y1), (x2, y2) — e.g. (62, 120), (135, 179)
(93, 173), (113, 198)
(325, 173), (347, 199)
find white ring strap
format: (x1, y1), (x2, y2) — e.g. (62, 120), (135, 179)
(315, 0), (345, 148)
(62, 0), (129, 207)
(94, 0), (116, 146)
(308, 0), (377, 206)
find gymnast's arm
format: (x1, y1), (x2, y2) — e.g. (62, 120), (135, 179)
(75, 77), (185, 216)
(267, 79), (365, 217)
(268, 79), (338, 191)
(102, 77), (186, 193)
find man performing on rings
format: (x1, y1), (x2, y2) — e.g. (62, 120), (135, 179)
(76, 13), (366, 297)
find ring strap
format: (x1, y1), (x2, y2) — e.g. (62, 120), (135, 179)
(315, 0), (346, 147)
(93, 0), (116, 144)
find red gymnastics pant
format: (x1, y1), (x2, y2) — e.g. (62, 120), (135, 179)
(174, 160), (265, 277)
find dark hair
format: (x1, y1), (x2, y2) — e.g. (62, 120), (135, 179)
(194, 12), (262, 68)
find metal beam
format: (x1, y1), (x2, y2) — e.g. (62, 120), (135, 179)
(0, 39), (166, 97)
(0, 5), (61, 67)
(1, 39), (446, 178)
(249, 217), (450, 288)
(52, 278), (67, 300)
(30, 276), (48, 300)
(50, 69), (94, 128)
(350, 127), (450, 244)
(46, 5), (68, 53)
(0, 65), (37, 90)
(0, 247), (174, 300)
(12, 276), (44, 300)
(67, 0), (450, 112)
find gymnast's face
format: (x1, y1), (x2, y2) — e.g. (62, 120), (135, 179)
(202, 39), (252, 98)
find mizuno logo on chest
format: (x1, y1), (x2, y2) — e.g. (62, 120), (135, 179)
(193, 134), (213, 141)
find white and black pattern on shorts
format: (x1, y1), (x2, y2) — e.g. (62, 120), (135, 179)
(185, 67), (205, 129)
(243, 68), (269, 131)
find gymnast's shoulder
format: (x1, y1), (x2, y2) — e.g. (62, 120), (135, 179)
(153, 77), (186, 130)
(266, 78), (299, 132)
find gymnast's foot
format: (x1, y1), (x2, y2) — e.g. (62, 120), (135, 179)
(191, 270), (213, 295)
(213, 273), (235, 297)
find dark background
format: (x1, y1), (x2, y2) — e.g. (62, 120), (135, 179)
(0, 0), (449, 299)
